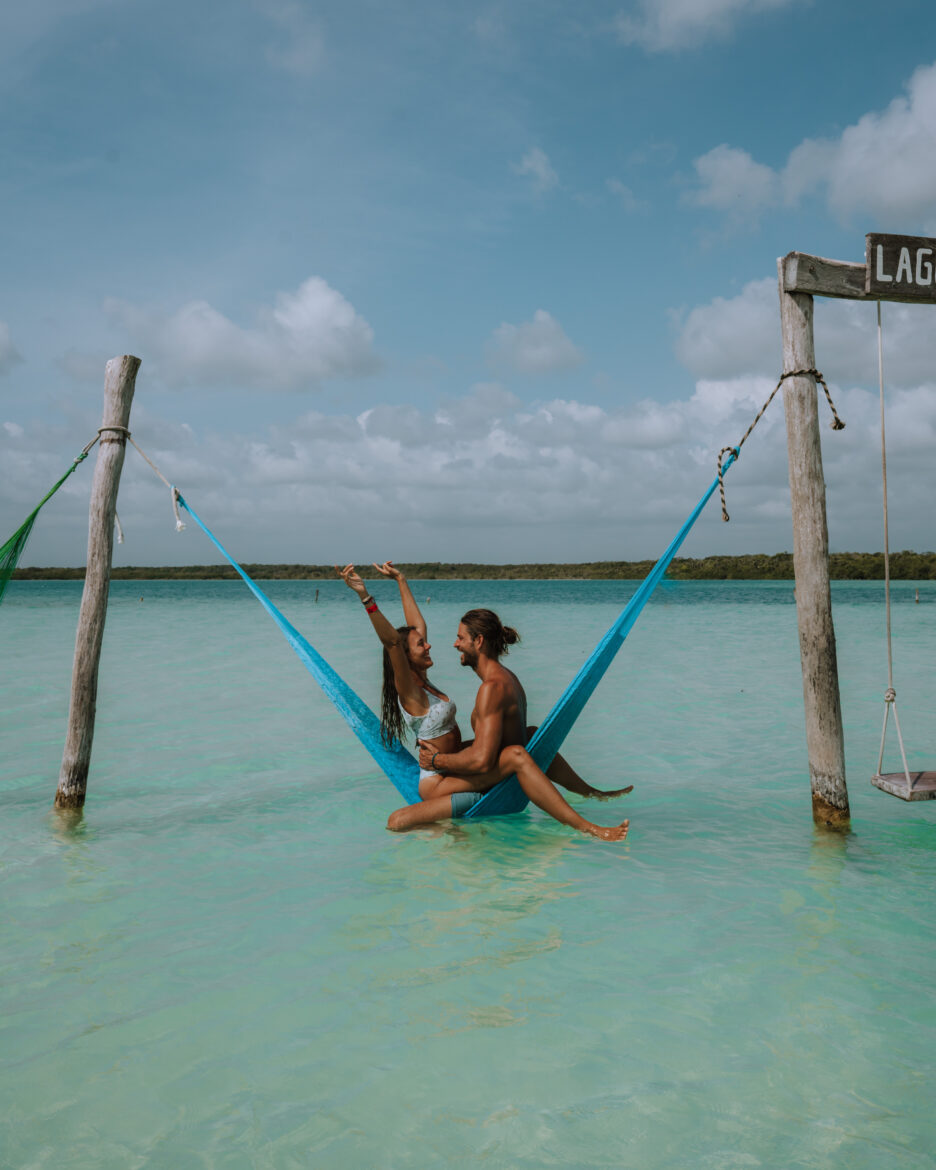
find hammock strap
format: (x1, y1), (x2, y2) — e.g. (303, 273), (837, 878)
(175, 492), (425, 803)
(124, 439), (423, 790)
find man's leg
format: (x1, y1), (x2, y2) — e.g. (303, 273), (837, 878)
(526, 727), (634, 800)
(501, 745), (629, 841)
(419, 772), (489, 799)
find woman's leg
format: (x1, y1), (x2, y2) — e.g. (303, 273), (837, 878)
(525, 726), (633, 800)
(387, 794), (459, 832)
(500, 745), (629, 841)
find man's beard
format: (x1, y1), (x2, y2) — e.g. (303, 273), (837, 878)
(460, 651), (478, 668)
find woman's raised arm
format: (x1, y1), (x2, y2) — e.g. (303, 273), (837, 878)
(373, 561), (426, 639)
(335, 564), (404, 648)
(335, 564), (420, 704)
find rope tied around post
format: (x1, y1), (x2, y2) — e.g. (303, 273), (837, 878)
(97, 424), (131, 442)
(717, 367), (845, 521)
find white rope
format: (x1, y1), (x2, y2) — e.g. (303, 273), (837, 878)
(875, 302), (914, 790)
(126, 435), (186, 532)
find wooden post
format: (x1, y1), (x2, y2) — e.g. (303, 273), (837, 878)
(776, 265), (849, 829)
(55, 356), (140, 810)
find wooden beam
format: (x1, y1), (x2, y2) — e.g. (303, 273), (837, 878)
(781, 251), (931, 304)
(56, 356), (140, 810)
(776, 267), (850, 830)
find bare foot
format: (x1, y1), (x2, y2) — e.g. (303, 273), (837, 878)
(586, 784), (634, 801)
(584, 818), (629, 842)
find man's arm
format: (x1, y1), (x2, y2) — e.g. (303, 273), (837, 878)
(419, 681), (505, 776)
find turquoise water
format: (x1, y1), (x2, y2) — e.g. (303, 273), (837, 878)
(2, 578), (935, 1168)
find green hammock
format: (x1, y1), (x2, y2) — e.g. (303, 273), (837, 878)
(0, 443), (95, 604)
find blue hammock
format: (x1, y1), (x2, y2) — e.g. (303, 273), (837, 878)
(176, 450), (735, 820)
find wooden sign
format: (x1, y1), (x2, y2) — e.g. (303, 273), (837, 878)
(866, 233), (936, 300)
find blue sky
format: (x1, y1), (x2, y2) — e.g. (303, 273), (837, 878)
(3, 0), (936, 566)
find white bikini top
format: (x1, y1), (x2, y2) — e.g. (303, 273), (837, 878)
(398, 687), (457, 741)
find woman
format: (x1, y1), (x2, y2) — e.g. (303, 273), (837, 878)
(336, 562), (631, 841)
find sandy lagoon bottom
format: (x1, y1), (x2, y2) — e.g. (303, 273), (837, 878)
(2, 578), (935, 1168)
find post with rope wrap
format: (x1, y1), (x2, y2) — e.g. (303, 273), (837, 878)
(56, 356), (140, 811)
(776, 265), (850, 829)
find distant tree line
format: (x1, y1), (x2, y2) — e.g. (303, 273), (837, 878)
(13, 551), (936, 581)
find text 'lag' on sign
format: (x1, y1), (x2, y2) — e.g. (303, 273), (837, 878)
(866, 233), (936, 300)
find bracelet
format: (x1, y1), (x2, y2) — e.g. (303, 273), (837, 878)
(431, 751), (440, 770)
(365, 603), (378, 614)
(360, 594), (374, 606)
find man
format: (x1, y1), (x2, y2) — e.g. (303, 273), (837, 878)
(385, 608), (630, 840)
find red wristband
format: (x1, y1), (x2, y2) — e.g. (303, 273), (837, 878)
(365, 602), (378, 614)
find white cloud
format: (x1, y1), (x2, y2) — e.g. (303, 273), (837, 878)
(260, 0), (324, 76)
(0, 323), (23, 376)
(513, 147), (558, 193)
(102, 277), (379, 390)
(684, 145), (777, 223)
(434, 383), (524, 437)
(615, 0), (798, 53)
(675, 278), (779, 378)
(606, 178), (645, 213)
(7, 364), (934, 569)
(687, 61), (936, 230)
(676, 276), (936, 387)
(486, 310), (584, 374)
(785, 62), (936, 228)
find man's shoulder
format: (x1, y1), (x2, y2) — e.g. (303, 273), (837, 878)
(477, 664), (524, 703)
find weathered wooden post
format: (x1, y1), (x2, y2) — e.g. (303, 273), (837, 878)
(778, 233), (936, 826)
(55, 355), (140, 810)
(776, 269), (849, 828)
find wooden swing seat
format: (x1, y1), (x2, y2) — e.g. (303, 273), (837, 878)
(871, 772), (936, 801)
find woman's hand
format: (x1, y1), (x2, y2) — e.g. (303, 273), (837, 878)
(335, 563), (368, 597)
(373, 560), (403, 581)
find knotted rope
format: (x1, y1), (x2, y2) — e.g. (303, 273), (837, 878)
(125, 435), (186, 531)
(717, 368), (845, 521)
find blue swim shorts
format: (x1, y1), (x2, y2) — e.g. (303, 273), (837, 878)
(450, 791), (484, 818)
